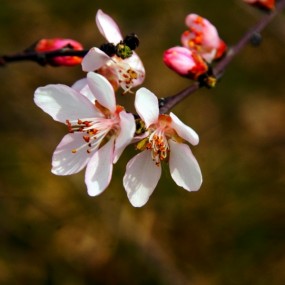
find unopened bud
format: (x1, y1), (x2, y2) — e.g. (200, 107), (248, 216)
(35, 38), (83, 66)
(243, 0), (275, 10)
(163, 46), (208, 80)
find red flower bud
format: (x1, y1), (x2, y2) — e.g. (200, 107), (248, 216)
(163, 46), (208, 80)
(35, 38), (84, 66)
(243, 0), (275, 10)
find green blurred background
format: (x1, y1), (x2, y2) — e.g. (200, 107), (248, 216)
(0, 0), (285, 284)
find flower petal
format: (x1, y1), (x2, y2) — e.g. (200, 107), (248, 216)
(72, 78), (96, 103)
(170, 112), (199, 145)
(123, 150), (161, 207)
(34, 84), (97, 123)
(52, 133), (90, 175)
(85, 137), (114, 196)
(96, 9), (123, 44)
(169, 140), (202, 191)
(87, 72), (116, 113)
(113, 111), (136, 164)
(135, 88), (159, 128)
(82, 47), (110, 72)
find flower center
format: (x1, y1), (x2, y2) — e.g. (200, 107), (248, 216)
(99, 56), (143, 94)
(146, 129), (170, 166)
(113, 57), (139, 93)
(145, 114), (175, 166)
(66, 105), (120, 154)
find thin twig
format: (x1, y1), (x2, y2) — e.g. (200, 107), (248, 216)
(0, 49), (88, 66)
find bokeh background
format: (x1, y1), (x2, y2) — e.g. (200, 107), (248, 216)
(0, 0), (285, 284)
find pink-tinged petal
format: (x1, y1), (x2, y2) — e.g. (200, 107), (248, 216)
(96, 9), (123, 44)
(113, 111), (136, 163)
(85, 137), (114, 196)
(34, 84), (96, 123)
(185, 14), (220, 48)
(163, 46), (208, 78)
(200, 50), (217, 64)
(52, 133), (90, 175)
(123, 150), (161, 207)
(72, 78), (96, 103)
(163, 46), (195, 76)
(87, 72), (116, 113)
(182, 14), (225, 63)
(169, 140), (202, 191)
(135, 88), (159, 128)
(170, 112), (199, 146)
(82, 47), (110, 72)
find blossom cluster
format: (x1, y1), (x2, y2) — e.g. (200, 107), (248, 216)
(33, 9), (205, 207)
(34, 1), (272, 206)
(33, 10), (202, 207)
(163, 13), (227, 83)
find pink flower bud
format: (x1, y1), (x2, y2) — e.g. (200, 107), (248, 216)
(243, 0), (275, 10)
(163, 46), (208, 79)
(35, 38), (84, 66)
(181, 14), (227, 63)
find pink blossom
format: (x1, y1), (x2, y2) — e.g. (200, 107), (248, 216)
(35, 38), (83, 66)
(123, 88), (202, 207)
(163, 46), (208, 79)
(82, 9), (145, 93)
(181, 14), (226, 63)
(34, 72), (135, 196)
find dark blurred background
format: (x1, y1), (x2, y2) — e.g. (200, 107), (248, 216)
(0, 1), (285, 284)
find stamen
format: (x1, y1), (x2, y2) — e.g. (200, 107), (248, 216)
(66, 112), (120, 155)
(147, 129), (170, 166)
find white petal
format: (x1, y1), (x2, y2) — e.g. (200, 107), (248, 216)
(169, 140), (202, 191)
(96, 9), (123, 44)
(34, 84), (97, 123)
(72, 78), (96, 103)
(52, 133), (90, 175)
(82, 47), (110, 72)
(87, 72), (116, 113)
(124, 52), (145, 74)
(113, 111), (136, 163)
(201, 49), (217, 64)
(170, 112), (199, 145)
(135, 88), (159, 128)
(123, 150), (161, 207)
(85, 137), (114, 196)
